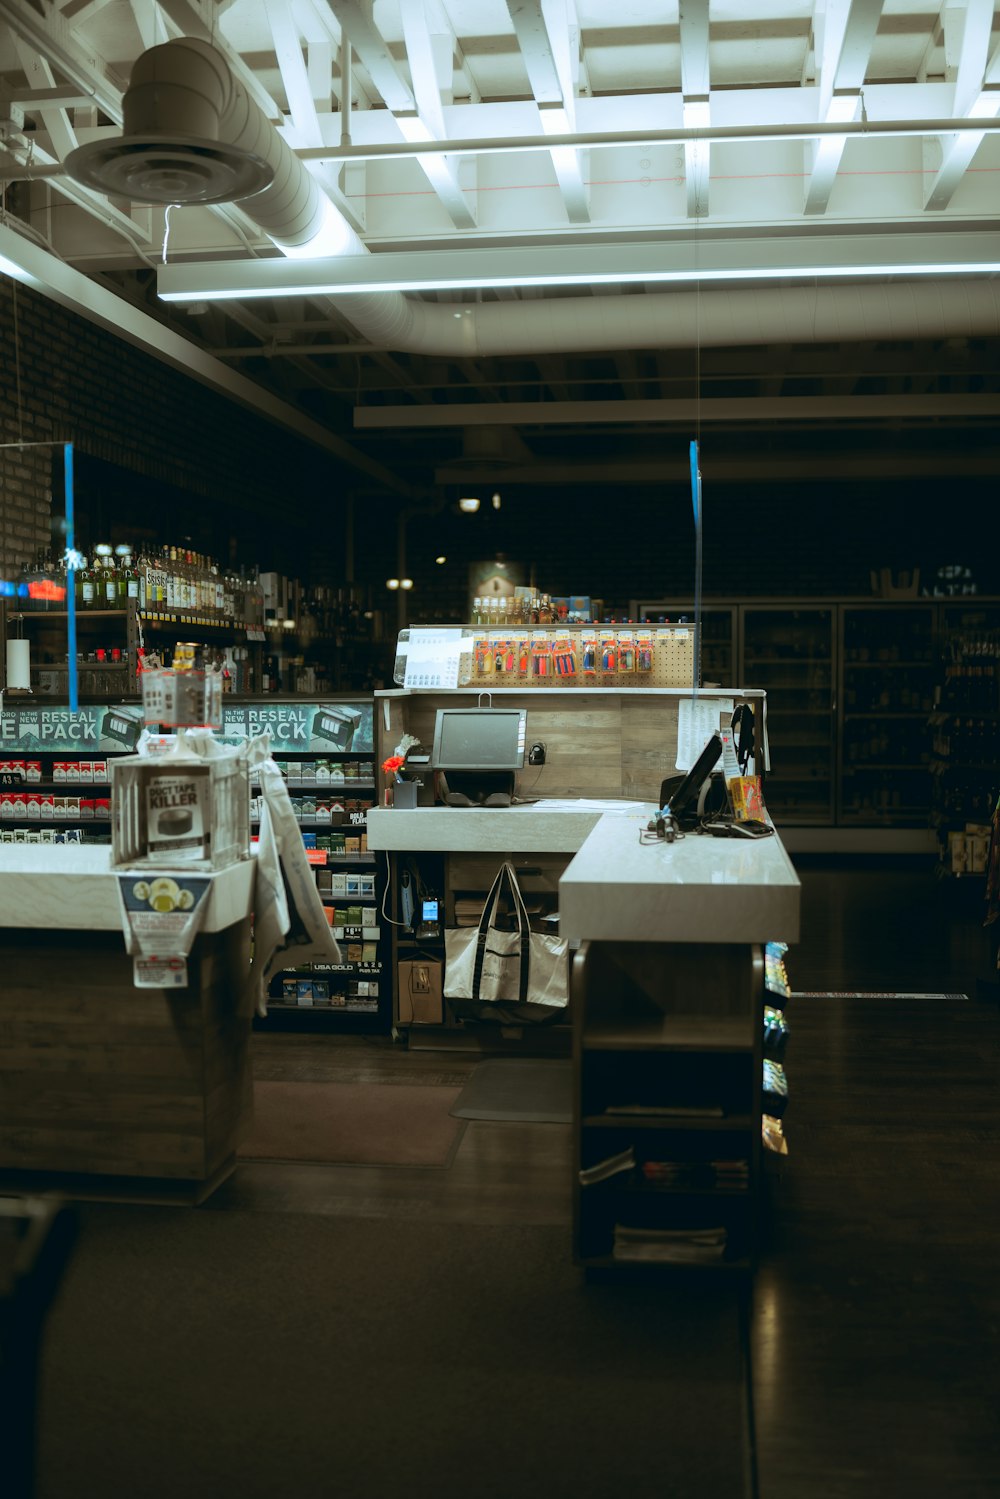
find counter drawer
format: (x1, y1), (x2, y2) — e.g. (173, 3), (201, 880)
(447, 852), (570, 894)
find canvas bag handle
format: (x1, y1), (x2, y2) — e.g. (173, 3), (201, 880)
(471, 861), (532, 1004)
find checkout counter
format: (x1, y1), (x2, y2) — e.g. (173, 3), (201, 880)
(0, 846), (255, 1201)
(369, 686), (800, 1025)
(369, 684), (800, 1269)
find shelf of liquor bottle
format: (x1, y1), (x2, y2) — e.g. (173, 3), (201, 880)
(931, 708), (1000, 721)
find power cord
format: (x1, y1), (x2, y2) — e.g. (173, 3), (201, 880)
(640, 812), (684, 845)
(378, 849), (411, 927)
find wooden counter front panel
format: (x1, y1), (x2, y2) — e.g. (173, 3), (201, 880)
(0, 919), (252, 1180)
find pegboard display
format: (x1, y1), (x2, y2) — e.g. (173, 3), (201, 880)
(393, 625), (697, 690)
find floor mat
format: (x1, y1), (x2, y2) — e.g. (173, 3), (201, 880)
(451, 1058), (573, 1123)
(238, 1081), (467, 1167)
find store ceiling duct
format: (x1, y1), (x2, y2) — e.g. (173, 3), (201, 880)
(64, 39), (277, 205)
(76, 42), (1000, 361)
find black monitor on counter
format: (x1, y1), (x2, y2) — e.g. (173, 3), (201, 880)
(431, 707), (527, 806)
(659, 730), (724, 830)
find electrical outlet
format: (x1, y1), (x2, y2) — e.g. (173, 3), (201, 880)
(528, 742), (546, 766)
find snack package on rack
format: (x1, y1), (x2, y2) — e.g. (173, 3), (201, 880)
(600, 631), (618, 673)
(493, 638), (516, 675)
(637, 633), (654, 672)
(618, 630), (636, 674)
(581, 631), (598, 677)
(517, 638), (531, 677)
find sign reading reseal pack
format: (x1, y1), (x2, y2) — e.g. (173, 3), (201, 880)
(117, 872), (213, 988)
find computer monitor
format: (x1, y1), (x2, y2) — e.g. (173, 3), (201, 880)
(431, 708), (527, 771)
(661, 730), (723, 830)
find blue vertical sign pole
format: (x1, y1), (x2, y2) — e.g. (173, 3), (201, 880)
(689, 439), (703, 696)
(64, 442), (78, 712)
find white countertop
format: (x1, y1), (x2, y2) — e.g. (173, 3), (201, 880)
(0, 846), (255, 932)
(370, 802), (800, 945)
(366, 805), (605, 853)
(558, 808), (800, 944)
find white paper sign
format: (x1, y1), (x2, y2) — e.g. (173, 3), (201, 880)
(402, 628), (464, 689)
(676, 697), (735, 770)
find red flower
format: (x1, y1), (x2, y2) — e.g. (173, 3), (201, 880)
(382, 754), (405, 774)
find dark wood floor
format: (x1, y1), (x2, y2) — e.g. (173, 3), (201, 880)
(210, 858), (1000, 1495)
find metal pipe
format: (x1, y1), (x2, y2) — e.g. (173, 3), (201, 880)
(293, 113), (1000, 164)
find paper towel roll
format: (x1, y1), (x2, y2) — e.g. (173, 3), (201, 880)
(6, 638), (31, 690)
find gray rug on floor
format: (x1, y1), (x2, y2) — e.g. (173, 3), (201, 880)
(451, 1058), (573, 1122)
(37, 1205), (753, 1499)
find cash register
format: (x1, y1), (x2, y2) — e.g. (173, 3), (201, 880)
(430, 706), (527, 806)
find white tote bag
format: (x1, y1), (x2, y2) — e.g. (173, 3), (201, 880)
(444, 862), (568, 1011)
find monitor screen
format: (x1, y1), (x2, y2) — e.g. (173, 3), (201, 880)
(431, 708), (527, 771)
(662, 730), (723, 825)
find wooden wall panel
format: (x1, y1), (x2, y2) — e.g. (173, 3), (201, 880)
(380, 691), (744, 805)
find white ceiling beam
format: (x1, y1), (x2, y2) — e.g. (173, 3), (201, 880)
(0, 0), (126, 121)
(434, 450), (1000, 484)
(127, 0), (161, 52)
(924, 2), (1000, 211)
(805, 0), (884, 216)
(12, 34), (80, 172)
(360, 393), (1000, 428)
(318, 0), (414, 112)
(306, 38), (334, 111)
(265, 0), (324, 142)
(506, 0), (589, 223)
(64, 0), (116, 29)
(397, 0), (477, 230)
(679, 0), (712, 219)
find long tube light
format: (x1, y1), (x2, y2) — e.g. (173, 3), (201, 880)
(158, 231), (1000, 302)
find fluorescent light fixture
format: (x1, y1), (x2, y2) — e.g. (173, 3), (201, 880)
(158, 231), (1000, 302)
(0, 251), (42, 288)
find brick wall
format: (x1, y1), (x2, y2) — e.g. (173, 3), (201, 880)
(0, 279), (354, 581)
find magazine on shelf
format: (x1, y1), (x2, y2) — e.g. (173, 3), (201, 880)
(578, 1146), (636, 1186)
